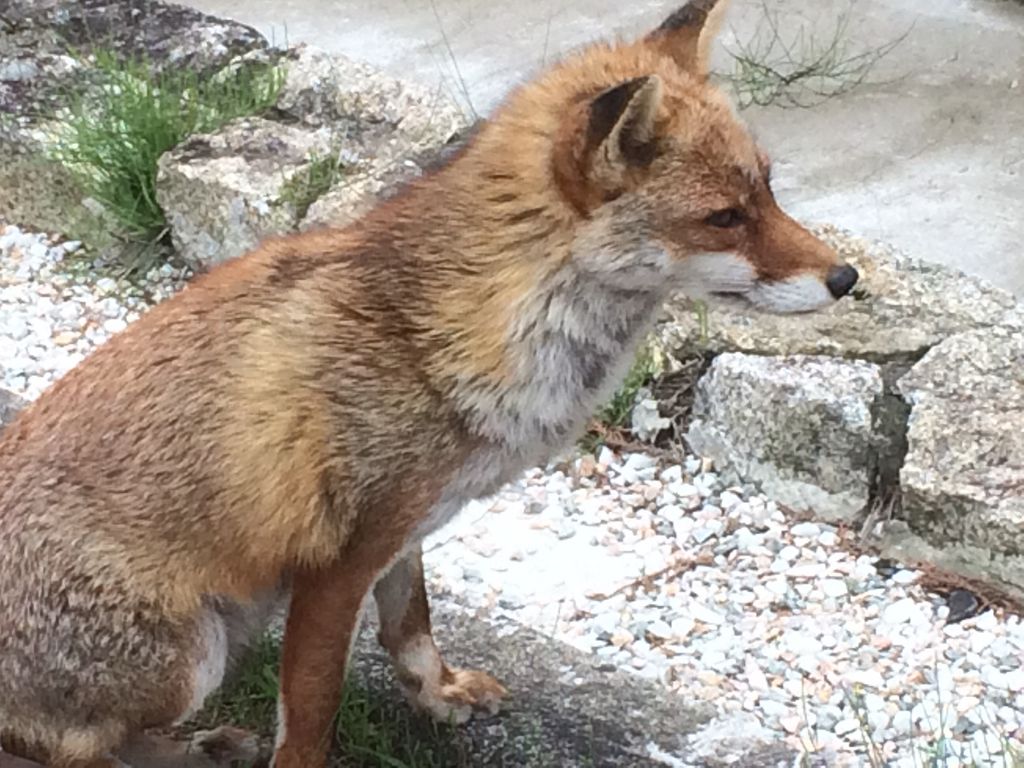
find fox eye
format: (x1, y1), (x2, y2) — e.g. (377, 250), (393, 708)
(704, 208), (745, 228)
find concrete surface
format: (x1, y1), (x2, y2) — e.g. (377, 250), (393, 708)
(183, 0), (1024, 296)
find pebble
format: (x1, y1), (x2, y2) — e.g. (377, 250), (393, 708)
(821, 578), (849, 598)
(790, 522), (820, 538)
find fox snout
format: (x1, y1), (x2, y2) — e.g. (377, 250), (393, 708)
(736, 211), (860, 314)
(740, 257), (859, 314)
(673, 210), (859, 314)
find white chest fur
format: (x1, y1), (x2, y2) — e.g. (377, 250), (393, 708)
(419, 267), (665, 537)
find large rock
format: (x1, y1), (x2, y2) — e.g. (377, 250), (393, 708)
(656, 225), (1022, 364)
(687, 353), (883, 521)
(897, 327), (1024, 557)
(156, 45), (467, 266)
(156, 117), (337, 267)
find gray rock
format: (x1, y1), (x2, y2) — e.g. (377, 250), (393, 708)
(655, 225), (1021, 364)
(687, 353), (883, 522)
(0, 388), (27, 430)
(687, 712), (799, 768)
(898, 326), (1024, 557)
(276, 44), (465, 136)
(156, 117), (337, 267)
(1, 0), (266, 75)
(277, 44), (468, 231)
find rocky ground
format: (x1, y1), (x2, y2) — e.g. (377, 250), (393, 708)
(2, 221), (1022, 767)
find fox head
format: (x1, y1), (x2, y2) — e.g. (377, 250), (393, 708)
(489, 0), (857, 313)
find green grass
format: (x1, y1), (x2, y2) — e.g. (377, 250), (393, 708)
(191, 634), (469, 768)
(278, 148), (348, 220)
(597, 343), (659, 431)
(195, 633), (281, 739)
(578, 342), (661, 453)
(49, 49), (283, 252)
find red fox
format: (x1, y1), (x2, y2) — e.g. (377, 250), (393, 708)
(0, 1), (858, 766)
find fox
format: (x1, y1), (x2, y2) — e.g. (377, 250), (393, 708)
(0, 1), (859, 767)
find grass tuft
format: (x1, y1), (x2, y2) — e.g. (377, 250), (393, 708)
(49, 50), (283, 251)
(278, 148), (348, 220)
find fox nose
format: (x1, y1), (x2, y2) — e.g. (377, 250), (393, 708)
(826, 264), (859, 299)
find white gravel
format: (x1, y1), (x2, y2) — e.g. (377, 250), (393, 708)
(0, 223), (190, 399)
(424, 453), (1024, 767)
(3, 222), (1022, 767)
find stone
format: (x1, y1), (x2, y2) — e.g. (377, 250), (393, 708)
(821, 578), (849, 598)
(277, 44), (465, 139)
(655, 226), (1021, 363)
(632, 393), (671, 443)
(790, 522), (821, 538)
(0, 388), (27, 429)
(284, 44), (469, 230)
(897, 326), (1024, 561)
(880, 597), (922, 626)
(156, 117), (335, 267)
(686, 353), (883, 522)
(686, 712), (794, 766)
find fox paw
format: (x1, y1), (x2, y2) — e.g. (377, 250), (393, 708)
(409, 668), (507, 724)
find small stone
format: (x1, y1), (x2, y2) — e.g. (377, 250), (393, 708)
(881, 597), (921, 625)
(891, 569), (919, 585)
(833, 718), (860, 737)
(972, 610), (999, 632)
(790, 522), (820, 538)
(779, 715), (803, 734)
(778, 544), (800, 562)
(670, 616), (696, 638)
(846, 669), (885, 690)
(691, 520), (724, 545)
(760, 699), (788, 719)
(744, 657), (769, 691)
(690, 605), (725, 626)
(1004, 669), (1024, 692)
(821, 578), (849, 598)
(891, 710), (912, 735)
(660, 465), (683, 484)
(819, 530), (839, 547)
(646, 620), (672, 640)
(610, 628), (633, 648)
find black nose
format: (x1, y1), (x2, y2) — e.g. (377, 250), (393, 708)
(826, 264), (859, 299)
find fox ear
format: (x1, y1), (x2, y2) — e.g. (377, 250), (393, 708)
(647, 0), (731, 76)
(587, 75), (663, 183)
